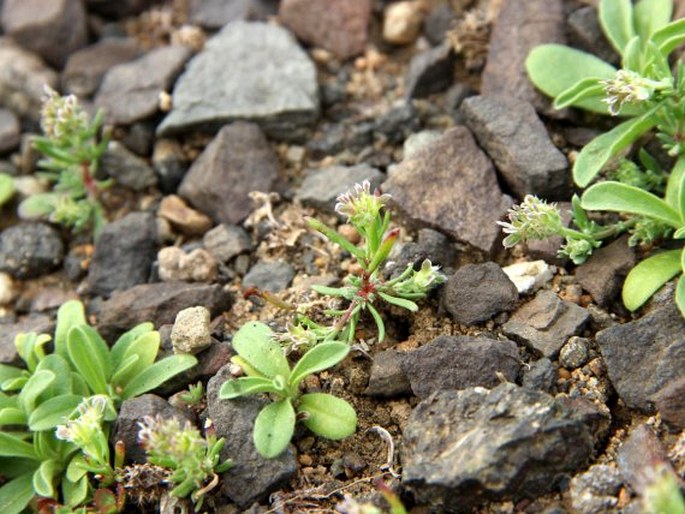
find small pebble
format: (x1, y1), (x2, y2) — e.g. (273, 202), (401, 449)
(559, 336), (589, 369)
(383, 0), (425, 45)
(171, 305), (212, 355)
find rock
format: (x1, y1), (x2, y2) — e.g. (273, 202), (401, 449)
(387, 227), (455, 277)
(441, 262), (518, 325)
(306, 121), (374, 158)
(112, 394), (193, 464)
(597, 302), (685, 412)
(243, 260), (295, 292)
(618, 424), (677, 495)
(404, 42), (455, 99)
(652, 376), (685, 429)
(86, 0), (156, 17)
(178, 122), (281, 225)
(0, 108), (19, 153)
(502, 260), (554, 294)
(171, 306), (212, 355)
(190, 0), (278, 29)
(402, 383), (596, 511)
(383, 126), (512, 254)
(102, 141), (158, 191)
(158, 195), (213, 237)
(95, 45), (192, 126)
(96, 282), (231, 341)
(0, 222), (64, 279)
(503, 290), (589, 358)
(567, 6), (618, 65)
(0, 314), (52, 365)
(481, 0), (565, 111)
(0, 272), (12, 304)
(522, 357), (555, 392)
(461, 95), (569, 199)
(279, 0), (371, 59)
(62, 38), (140, 97)
(365, 349), (411, 397)
(206, 365), (297, 506)
(374, 102), (421, 144)
(575, 236), (636, 307)
(203, 224), (252, 263)
(1, 0), (87, 68)
(402, 130), (442, 159)
(401, 336), (520, 399)
(559, 336), (590, 370)
(568, 464), (622, 514)
(87, 212), (157, 297)
(157, 21), (319, 140)
(382, 0), (424, 45)
(157, 247), (218, 283)
(423, 3), (457, 46)
(295, 164), (384, 214)
(152, 139), (188, 194)
(0, 37), (58, 122)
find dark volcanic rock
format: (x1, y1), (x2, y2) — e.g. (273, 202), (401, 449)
(101, 141), (158, 191)
(242, 260), (295, 293)
(652, 376), (685, 429)
(190, 0), (278, 29)
(203, 224), (253, 264)
(0, 314), (52, 365)
(402, 383), (596, 511)
(404, 42), (455, 99)
(365, 349), (411, 397)
(522, 357), (556, 392)
(568, 464), (622, 514)
(0, 222), (63, 279)
(86, 0), (156, 17)
(401, 336), (520, 399)
(0, 108), (19, 153)
(567, 6), (618, 64)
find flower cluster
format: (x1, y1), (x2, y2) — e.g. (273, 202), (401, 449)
(497, 195), (564, 248)
(601, 70), (670, 116)
(40, 86), (90, 142)
(335, 180), (391, 227)
(56, 395), (114, 468)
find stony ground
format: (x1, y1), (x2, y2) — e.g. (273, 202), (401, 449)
(1, 0), (685, 513)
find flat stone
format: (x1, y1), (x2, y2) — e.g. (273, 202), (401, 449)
(178, 122), (281, 225)
(101, 141), (158, 191)
(190, 0), (278, 29)
(365, 349), (412, 397)
(521, 357), (555, 392)
(95, 45), (192, 126)
(157, 21), (319, 139)
(158, 195), (213, 237)
(0, 222), (64, 279)
(203, 224), (253, 263)
(157, 246), (217, 283)
(243, 260), (295, 292)
(383, 126), (512, 254)
(597, 302), (685, 412)
(171, 306), (212, 355)
(402, 383), (596, 511)
(503, 290), (589, 358)
(401, 335), (520, 399)
(1, 0), (88, 68)
(279, 0), (371, 59)
(0, 314), (52, 365)
(502, 260), (554, 294)
(461, 95), (569, 199)
(0, 108), (19, 153)
(404, 42), (455, 99)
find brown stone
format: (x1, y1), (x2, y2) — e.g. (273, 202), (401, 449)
(158, 195), (213, 236)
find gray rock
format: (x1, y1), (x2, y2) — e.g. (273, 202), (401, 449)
(1, 0), (87, 68)
(503, 290), (589, 358)
(0, 37), (58, 122)
(0, 222), (63, 279)
(387, 227), (455, 278)
(190, 0), (277, 29)
(423, 3), (457, 46)
(243, 260), (295, 292)
(171, 306), (212, 355)
(0, 108), (19, 153)
(597, 302), (685, 411)
(279, 0), (371, 59)
(568, 464), (621, 514)
(0, 314), (52, 365)
(102, 141), (158, 191)
(522, 357), (555, 392)
(157, 247), (217, 283)
(401, 335), (520, 399)
(402, 130), (442, 159)
(461, 95), (569, 199)
(87, 212), (157, 297)
(179, 122), (280, 225)
(559, 336), (590, 370)
(575, 236), (635, 307)
(567, 6), (618, 65)
(152, 139), (188, 194)
(62, 38), (140, 97)
(86, 0), (155, 17)
(442, 262), (518, 325)
(402, 383), (596, 511)
(296, 164), (383, 214)
(203, 224), (252, 263)
(374, 102), (420, 144)
(383, 126), (512, 254)
(96, 282), (232, 341)
(157, 21), (319, 140)
(404, 42), (455, 99)
(365, 349), (411, 397)
(207, 364), (297, 506)
(618, 424), (677, 496)
(95, 45), (192, 126)
(652, 376), (685, 429)
(481, 0), (565, 112)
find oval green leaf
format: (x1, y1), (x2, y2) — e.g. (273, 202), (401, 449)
(0, 408), (27, 426)
(298, 393), (357, 440)
(635, 0), (673, 41)
(67, 325), (111, 395)
(553, 79), (606, 110)
(599, 0), (635, 55)
(652, 18), (685, 55)
(0, 432), (38, 460)
(28, 394), (83, 431)
(110, 322), (155, 369)
(32, 459), (57, 498)
(290, 342), (350, 388)
(232, 322), (289, 379)
(219, 376), (277, 399)
(622, 249), (681, 311)
(253, 399), (295, 458)
(54, 300), (87, 359)
(121, 354), (197, 400)
(0, 173), (14, 207)
(19, 370), (54, 412)
(0, 473), (35, 514)
(378, 291), (419, 312)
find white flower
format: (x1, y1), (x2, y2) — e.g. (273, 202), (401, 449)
(334, 180), (391, 225)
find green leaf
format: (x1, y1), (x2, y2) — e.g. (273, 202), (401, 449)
(298, 393), (357, 440)
(634, 0), (672, 41)
(66, 325), (111, 395)
(622, 249), (681, 311)
(110, 322), (155, 369)
(253, 399), (295, 458)
(311, 284), (353, 298)
(378, 291), (419, 312)
(109, 354), (140, 388)
(121, 354), (197, 400)
(0, 364), (24, 385)
(307, 217), (366, 262)
(526, 45), (618, 114)
(19, 369), (54, 412)
(651, 18), (685, 55)
(62, 474), (89, 508)
(581, 181), (681, 227)
(0, 173), (14, 207)
(676, 274), (685, 318)
(65, 454), (89, 483)
(219, 376), (278, 399)
(111, 331), (159, 387)
(54, 300), (87, 360)
(28, 394), (83, 431)
(17, 193), (57, 220)
(290, 342), (350, 388)
(231, 322), (290, 379)
(0, 473), (35, 514)
(666, 155), (685, 215)
(367, 303), (386, 343)
(599, 0), (636, 55)
(35, 354), (73, 397)
(553, 79), (606, 110)
(33, 459), (58, 498)
(0, 432), (38, 460)
(573, 109), (660, 187)
(0, 408), (27, 426)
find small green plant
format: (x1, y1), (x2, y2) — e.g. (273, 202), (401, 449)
(137, 415), (232, 509)
(219, 321), (356, 458)
(0, 173), (14, 208)
(179, 381), (204, 406)
(642, 464), (685, 514)
(18, 87), (110, 237)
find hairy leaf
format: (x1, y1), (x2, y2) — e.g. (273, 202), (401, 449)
(121, 354), (197, 400)
(32, 459), (57, 498)
(0, 433), (38, 460)
(378, 291), (419, 311)
(622, 249), (681, 311)
(231, 322), (289, 379)
(634, 0), (673, 41)
(54, 300), (87, 360)
(599, 0), (636, 55)
(298, 393), (357, 440)
(290, 342), (350, 388)
(0, 473), (35, 514)
(253, 400), (295, 458)
(652, 18), (685, 55)
(553, 79), (606, 110)
(66, 325), (111, 395)
(28, 394), (83, 431)
(219, 376), (278, 399)
(18, 370), (54, 412)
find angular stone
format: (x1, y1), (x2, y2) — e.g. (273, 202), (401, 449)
(404, 42), (455, 99)
(171, 306), (212, 355)
(383, 126), (512, 254)
(365, 349), (411, 397)
(203, 224), (253, 263)
(423, 3), (457, 46)
(152, 138), (188, 194)
(0, 314), (52, 365)
(387, 227), (455, 278)
(95, 45), (192, 126)
(402, 383), (595, 510)
(401, 336), (520, 399)
(597, 302), (685, 411)
(0, 108), (19, 153)
(0, 222), (64, 279)
(243, 260), (295, 292)
(617, 424), (677, 495)
(157, 247), (217, 283)
(503, 290), (589, 358)
(178, 122), (281, 225)
(158, 195), (213, 237)
(1, 0), (87, 68)
(461, 95), (569, 199)
(521, 357), (555, 392)
(158, 21), (319, 139)
(101, 141), (158, 191)
(190, 0), (278, 29)
(279, 0), (371, 59)
(568, 464), (621, 514)
(442, 262), (518, 325)
(652, 376), (685, 429)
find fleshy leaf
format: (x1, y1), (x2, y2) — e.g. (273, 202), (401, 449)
(599, 0), (636, 55)
(32, 459), (57, 498)
(298, 393), (357, 440)
(0, 433), (38, 460)
(121, 354), (197, 400)
(66, 325), (111, 395)
(290, 342), (350, 388)
(0, 473), (35, 514)
(0, 173), (14, 207)
(622, 249), (681, 311)
(231, 322), (289, 379)
(553, 79), (606, 110)
(28, 394), (83, 431)
(54, 300), (87, 360)
(253, 400), (295, 458)
(219, 376), (278, 399)
(634, 0), (673, 41)
(651, 18), (685, 55)
(18, 370), (54, 412)
(676, 274), (685, 318)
